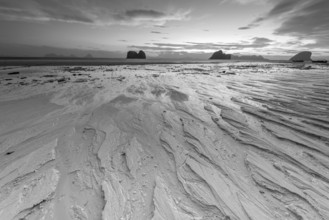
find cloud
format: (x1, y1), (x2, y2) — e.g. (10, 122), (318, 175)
(130, 37), (274, 52)
(238, 0), (329, 49)
(153, 25), (167, 28)
(238, 17), (264, 30)
(222, 0), (269, 5)
(113, 9), (190, 25)
(151, 31), (163, 34)
(0, 1), (190, 26)
(252, 37), (273, 45)
(274, 0), (329, 47)
(238, 0), (302, 30)
(125, 9), (165, 19)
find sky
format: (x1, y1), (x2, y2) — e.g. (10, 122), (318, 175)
(0, 0), (328, 59)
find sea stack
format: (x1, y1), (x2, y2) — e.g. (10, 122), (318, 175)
(209, 50), (231, 59)
(290, 51), (312, 62)
(126, 50), (146, 59)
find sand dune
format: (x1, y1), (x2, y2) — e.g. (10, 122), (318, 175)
(0, 63), (329, 219)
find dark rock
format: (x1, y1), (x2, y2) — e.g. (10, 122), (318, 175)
(312, 60), (327, 63)
(57, 77), (67, 83)
(127, 51), (138, 59)
(42, 74), (57, 78)
(290, 51), (312, 62)
(75, 78), (88, 83)
(302, 66), (312, 70)
(7, 71), (20, 75)
(223, 72), (236, 75)
(126, 50), (146, 59)
(209, 50), (231, 60)
(116, 76), (125, 81)
(137, 50), (146, 59)
(6, 151), (14, 155)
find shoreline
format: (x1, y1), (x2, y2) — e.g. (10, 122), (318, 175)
(0, 57), (286, 66)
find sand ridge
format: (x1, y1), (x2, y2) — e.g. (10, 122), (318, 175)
(0, 63), (329, 219)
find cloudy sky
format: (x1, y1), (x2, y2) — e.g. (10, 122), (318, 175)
(0, 0), (328, 59)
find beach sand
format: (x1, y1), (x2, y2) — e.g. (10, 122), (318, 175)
(0, 62), (329, 219)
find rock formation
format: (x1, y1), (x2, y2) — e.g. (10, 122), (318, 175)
(290, 51), (312, 62)
(209, 50), (231, 59)
(137, 50), (146, 59)
(312, 60), (328, 63)
(126, 50), (146, 59)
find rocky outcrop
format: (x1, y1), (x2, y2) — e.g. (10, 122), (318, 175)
(312, 60), (328, 63)
(290, 51), (312, 62)
(209, 50), (231, 60)
(137, 50), (146, 59)
(126, 50), (146, 59)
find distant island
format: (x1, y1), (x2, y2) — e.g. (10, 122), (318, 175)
(290, 51), (312, 62)
(126, 50), (146, 59)
(209, 50), (268, 61)
(209, 50), (231, 60)
(290, 51), (327, 63)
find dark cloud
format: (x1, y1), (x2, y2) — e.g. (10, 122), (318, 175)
(151, 31), (163, 34)
(113, 9), (190, 25)
(266, 0), (300, 18)
(0, 0), (94, 23)
(274, 0), (329, 47)
(34, 0), (94, 23)
(252, 37), (273, 45)
(125, 9), (165, 19)
(238, 17), (263, 30)
(239, 0), (329, 48)
(239, 0), (300, 29)
(0, 1), (190, 25)
(238, 26), (251, 30)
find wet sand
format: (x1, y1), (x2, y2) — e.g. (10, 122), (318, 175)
(0, 62), (328, 219)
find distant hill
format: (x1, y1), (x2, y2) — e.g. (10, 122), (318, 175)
(232, 55), (268, 61)
(290, 51), (312, 62)
(209, 50), (231, 59)
(126, 50), (146, 59)
(85, 53), (93, 58)
(44, 53), (61, 57)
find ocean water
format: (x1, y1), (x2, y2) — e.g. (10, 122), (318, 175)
(0, 57), (263, 66)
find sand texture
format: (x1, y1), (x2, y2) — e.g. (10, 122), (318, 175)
(0, 63), (329, 220)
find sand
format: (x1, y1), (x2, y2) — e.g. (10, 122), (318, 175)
(0, 62), (328, 220)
